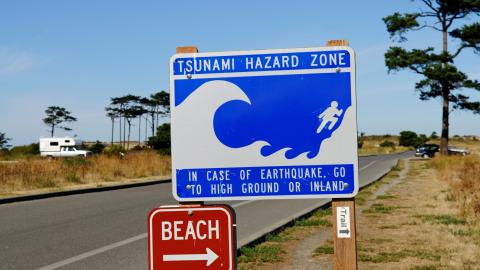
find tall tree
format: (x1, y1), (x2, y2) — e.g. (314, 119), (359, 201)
(0, 132), (11, 149)
(383, 0), (480, 154)
(42, 106), (77, 137)
(110, 94), (140, 148)
(140, 97), (157, 137)
(150, 91), (170, 133)
(143, 115), (150, 142)
(110, 96), (128, 148)
(105, 107), (119, 146)
(124, 104), (144, 149)
(135, 106), (147, 146)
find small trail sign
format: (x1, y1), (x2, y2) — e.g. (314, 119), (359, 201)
(336, 206), (351, 238)
(148, 205), (236, 270)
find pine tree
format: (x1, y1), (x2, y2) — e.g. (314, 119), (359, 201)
(383, 0), (480, 154)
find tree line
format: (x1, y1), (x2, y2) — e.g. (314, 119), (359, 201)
(105, 91), (170, 149)
(39, 91), (170, 150)
(0, 90), (170, 154)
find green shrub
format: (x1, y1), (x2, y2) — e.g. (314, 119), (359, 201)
(380, 140), (395, 148)
(9, 143), (40, 156)
(239, 245), (284, 263)
(313, 245), (334, 255)
(62, 156), (89, 167)
(88, 141), (106, 154)
(399, 131), (418, 146)
(131, 145), (146, 151)
(103, 145), (126, 155)
(148, 123), (171, 153)
(358, 140), (364, 149)
(399, 131), (428, 147)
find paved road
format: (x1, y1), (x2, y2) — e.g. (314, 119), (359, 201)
(0, 152), (412, 270)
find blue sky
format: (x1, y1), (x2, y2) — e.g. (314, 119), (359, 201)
(1, 1), (479, 146)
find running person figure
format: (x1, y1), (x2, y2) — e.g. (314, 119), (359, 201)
(316, 101), (343, 133)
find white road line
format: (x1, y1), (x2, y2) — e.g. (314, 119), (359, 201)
(231, 200), (255, 208)
(360, 161), (376, 171)
(36, 161), (377, 270)
(36, 233), (147, 270)
(35, 201), (255, 270)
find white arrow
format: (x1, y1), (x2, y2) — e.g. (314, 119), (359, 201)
(163, 248), (219, 266)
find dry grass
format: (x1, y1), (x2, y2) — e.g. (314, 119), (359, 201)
(0, 151), (171, 196)
(358, 136), (411, 156)
(431, 153), (480, 224)
(236, 161), (405, 270)
(356, 160), (480, 269)
(234, 143), (480, 269)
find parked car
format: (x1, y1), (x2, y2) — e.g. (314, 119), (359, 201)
(415, 144), (439, 158)
(448, 146), (470, 156)
(40, 137), (92, 158)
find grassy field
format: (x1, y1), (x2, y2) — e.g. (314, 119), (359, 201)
(0, 151), (171, 197)
(236, 161), (405, 270)
(236, 138), (480, 269)
(354, 159), (480, 269)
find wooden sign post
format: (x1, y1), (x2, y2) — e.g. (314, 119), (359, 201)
(176, 46), (198, 54)
(328, 39), (358, 270)
(175, 45), (203, 208)
(332, 198), (358, 269)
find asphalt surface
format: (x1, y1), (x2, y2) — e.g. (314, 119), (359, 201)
(0, 151), (413, 270)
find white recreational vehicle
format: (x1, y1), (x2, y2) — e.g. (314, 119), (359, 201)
(39, 137), (91, 158)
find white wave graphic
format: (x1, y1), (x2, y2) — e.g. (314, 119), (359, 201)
(171, 80), (357, 169)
